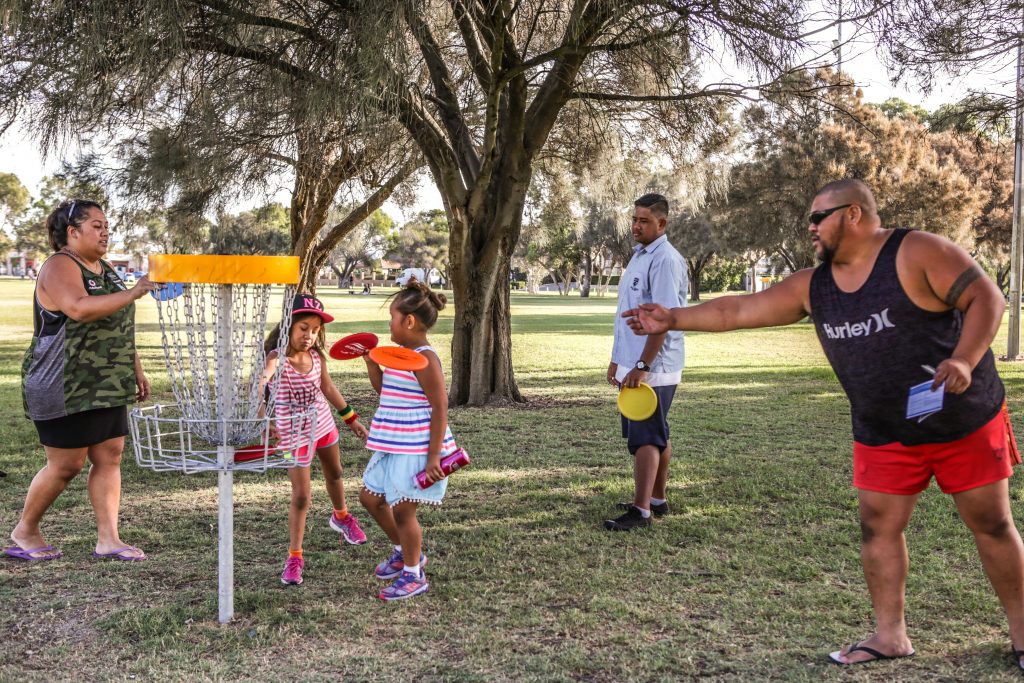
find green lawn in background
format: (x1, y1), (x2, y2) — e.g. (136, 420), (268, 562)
(3, 278), (1024, 681)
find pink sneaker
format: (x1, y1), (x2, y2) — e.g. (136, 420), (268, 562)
(329, 512), (367, 545)
(281, 556), (304, 585)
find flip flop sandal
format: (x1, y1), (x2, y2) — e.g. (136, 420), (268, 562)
(1012, 647), (1024, 672)
(828, 642), (915, 665)
(3, 544), (63, 562)
(92, 546), (147, 562)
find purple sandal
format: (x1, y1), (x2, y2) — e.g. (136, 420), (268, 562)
(3, 544), (63, 562)
(92, 546), (147, 561)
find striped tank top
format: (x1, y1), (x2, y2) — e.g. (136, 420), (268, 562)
(272, 350), (335, 449)
(365, 345), (458, 456)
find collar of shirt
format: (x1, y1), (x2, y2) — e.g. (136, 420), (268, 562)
(634, 234), (668, 255)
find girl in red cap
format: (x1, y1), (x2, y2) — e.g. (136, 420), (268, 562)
(261, 293), (369, 586)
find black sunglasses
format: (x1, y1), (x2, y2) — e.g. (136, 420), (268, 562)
(808, 204), (852, 225)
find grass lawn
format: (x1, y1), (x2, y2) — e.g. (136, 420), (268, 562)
(3, 278), (1024, 681)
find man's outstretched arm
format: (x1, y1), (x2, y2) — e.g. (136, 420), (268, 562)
(624, 269), (814, 335)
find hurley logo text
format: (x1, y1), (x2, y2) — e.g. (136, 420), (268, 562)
(822, 308), (894, 340)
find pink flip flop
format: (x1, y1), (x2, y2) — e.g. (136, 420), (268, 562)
(92, 546), (147, 562)
(3, 544), (63, 562)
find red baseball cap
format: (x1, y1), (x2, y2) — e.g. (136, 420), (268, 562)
(291, 294), (334, 323)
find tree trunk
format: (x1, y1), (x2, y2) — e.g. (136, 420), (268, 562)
(341, 259), (359, 286)
(687, 253), (713, 302)
(447, 191), (528, 406)
(559, 270), (572, 296)
(580, 250), (593, 298)
(329, 263), (344, 287)
(998, 262), (1011, 295)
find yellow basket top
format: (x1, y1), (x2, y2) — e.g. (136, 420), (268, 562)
(147, 255), (300, 285)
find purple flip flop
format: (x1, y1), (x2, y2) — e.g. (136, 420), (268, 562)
(3, 544), (63, 562)
(92, 546), (147, 562)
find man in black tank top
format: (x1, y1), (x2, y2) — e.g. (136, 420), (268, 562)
(621, 179), (1024, 671)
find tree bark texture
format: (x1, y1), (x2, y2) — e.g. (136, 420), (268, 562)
(580, 251), (593, 298)
(446, 176), (529, 405)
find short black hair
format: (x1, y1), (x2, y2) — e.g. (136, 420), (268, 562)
(815, 179), (878, 218)
(634, 193), (669, 218)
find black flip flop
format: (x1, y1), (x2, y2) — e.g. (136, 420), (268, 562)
(1011, 647), (1024, 672)
(828, 642), (915, 665)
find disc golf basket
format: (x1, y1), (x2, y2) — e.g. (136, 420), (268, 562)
(129, 254), (316, 623)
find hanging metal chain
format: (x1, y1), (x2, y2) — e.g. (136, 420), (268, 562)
(154, 282), (300, 444)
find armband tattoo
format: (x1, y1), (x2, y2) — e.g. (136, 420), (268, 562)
(944, 264), (984, 307)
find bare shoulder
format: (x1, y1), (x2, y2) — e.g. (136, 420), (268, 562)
(414, 347), (445, 379)
(37, 254), (85, 307)
(899, 229), (986, 309)
(418, 346), (442, 367)
(900, 229), (970, 263)
(37, 253), (78, 283)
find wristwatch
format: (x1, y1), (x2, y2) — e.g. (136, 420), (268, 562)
(635, 360), (651, 372)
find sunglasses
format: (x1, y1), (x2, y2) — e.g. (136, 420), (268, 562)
(808, 204), (852, 225)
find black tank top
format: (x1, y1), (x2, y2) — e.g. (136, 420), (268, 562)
(810, 228), (1003, 446)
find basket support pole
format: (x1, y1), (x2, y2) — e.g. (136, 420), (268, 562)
(216, 285), (235, 623)
(217, 451), (234, 624)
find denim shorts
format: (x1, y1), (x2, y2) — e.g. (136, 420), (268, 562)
(620, 384), (677, 455)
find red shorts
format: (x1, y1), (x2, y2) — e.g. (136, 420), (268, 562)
(853, 405), (1020, 495)
(293, 425), (340, 465)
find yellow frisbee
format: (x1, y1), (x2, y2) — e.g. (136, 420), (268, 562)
(618, 383), (658, 421)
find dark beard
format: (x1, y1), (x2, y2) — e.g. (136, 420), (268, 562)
(815, 215), (845, 264)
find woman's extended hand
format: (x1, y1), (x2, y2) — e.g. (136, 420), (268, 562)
(131, 275), (160, 299)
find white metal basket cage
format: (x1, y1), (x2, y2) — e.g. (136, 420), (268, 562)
(131, 401), (319, 474)
(129, 279), (308, 472)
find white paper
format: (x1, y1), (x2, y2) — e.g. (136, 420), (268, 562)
(906, 380), (944, 420)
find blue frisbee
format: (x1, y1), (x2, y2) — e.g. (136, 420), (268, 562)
(151, 282), (185, 301)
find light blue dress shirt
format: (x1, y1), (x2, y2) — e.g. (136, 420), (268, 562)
(612, 234), (687, 386)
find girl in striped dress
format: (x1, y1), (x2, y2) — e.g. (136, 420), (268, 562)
(261, 294), (369, 586)
(360, 282), (457, 601)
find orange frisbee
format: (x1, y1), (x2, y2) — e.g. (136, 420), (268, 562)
(368, 346), (429, 371)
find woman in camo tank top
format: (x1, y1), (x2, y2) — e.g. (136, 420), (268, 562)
(6, 200), (158, 563)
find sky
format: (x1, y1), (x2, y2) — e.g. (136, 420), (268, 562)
(0, 14), (1013, 222)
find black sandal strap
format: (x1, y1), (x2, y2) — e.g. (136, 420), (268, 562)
(847, 645), (893, 661)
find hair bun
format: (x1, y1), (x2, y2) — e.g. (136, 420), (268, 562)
(429, 291), (447, 310)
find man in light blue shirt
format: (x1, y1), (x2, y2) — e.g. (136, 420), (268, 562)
(605, 193), (687, 531)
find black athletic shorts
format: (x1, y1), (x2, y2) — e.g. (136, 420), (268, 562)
(32, 405), (129, 449)
(620, 384), (677, 455)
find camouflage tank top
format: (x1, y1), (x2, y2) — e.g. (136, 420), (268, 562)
(22, 254), (136, 420)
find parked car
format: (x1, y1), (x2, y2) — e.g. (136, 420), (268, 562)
(122, 271), (137, 284)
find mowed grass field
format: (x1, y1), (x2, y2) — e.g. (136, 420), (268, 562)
(3, 278), (1024, 681)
